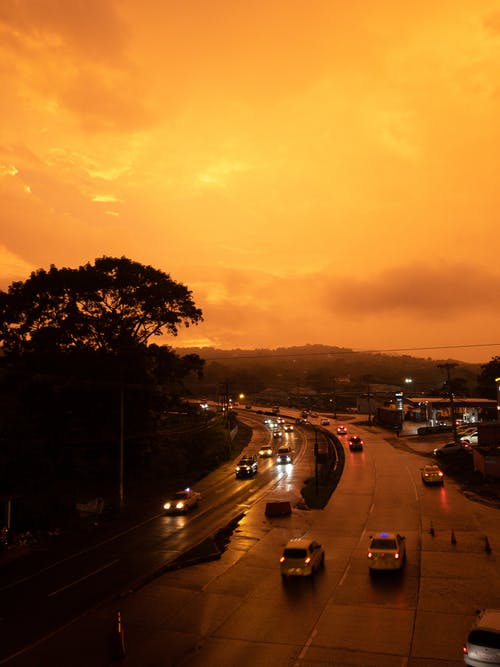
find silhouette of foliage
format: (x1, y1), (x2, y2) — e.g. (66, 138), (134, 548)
(0, 256), (203, 355)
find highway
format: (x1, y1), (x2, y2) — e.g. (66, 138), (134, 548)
(2, 411), (500, 666)
(0, 411), (323, 665)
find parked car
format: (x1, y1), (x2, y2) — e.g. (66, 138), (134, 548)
(460, 431), (478, 445)
(421, 464), (444, 485)
(235, 455), (258, 478)
(433, 441), (470, 456)
(337, 425), (347, 435)
(463, 608), (500, 666)
(280, 538), (325, 578)
(367, 531), (406, 571)
(162, 488), (201, 514)
(348, 436), (364, 451)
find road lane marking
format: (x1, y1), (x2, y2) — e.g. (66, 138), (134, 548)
(48, 559), (119, 597)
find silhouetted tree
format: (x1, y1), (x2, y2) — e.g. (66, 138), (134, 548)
(0, 256), (203, 355)
(477, 357), (500, 399)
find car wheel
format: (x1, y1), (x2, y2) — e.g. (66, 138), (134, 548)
(320, 553), (325, 568)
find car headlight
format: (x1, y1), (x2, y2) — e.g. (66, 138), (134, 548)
(163, 502), (171, 510)
(176, 502), (185, 509)
(236, 466), (240, 471)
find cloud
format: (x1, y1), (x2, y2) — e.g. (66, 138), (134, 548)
(325, 262), (500, 318)
(0, 0), (128, 63)
(0, 244), (34, 290)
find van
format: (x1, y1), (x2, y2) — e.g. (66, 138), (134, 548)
(463, 608), (500, 665)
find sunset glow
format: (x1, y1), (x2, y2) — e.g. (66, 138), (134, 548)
(1, 0), (500, 362)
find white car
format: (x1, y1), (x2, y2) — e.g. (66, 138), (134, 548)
(337, 425), (347, 435)
(163, 488), (201, 514)
(320, 418), (330, 426)
(280, 538), (325, 578)
(276, 446), (293, 464)
(421, 464), (444, 485)
(368, 531), (406, 571)
(433, 441), (470, 456)
(259, 444), (273, 458)
(460, 431), (478, 445)
(463, 608), (500, 666)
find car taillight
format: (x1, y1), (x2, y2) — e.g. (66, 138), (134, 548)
(279, 556), (285, 563)
(304, 557), (311, 565)
(438, 472), (444, 477)
(394, 553), (400, 559)
(367, 552), (373, 558)
(463, 645), (468, 655)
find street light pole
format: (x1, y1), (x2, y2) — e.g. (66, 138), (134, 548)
(332, 378), (337, 420)
(119, 382), (124, 510)
(438, 363), (458, 444)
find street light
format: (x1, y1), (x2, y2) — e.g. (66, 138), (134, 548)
(438, 363), (458, 444)
(495, 377), (500, 421)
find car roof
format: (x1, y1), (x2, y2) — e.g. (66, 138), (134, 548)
(371, 531), (398, 540)
(284, 538), (315, 549)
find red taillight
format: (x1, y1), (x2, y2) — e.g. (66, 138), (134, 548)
(304, 557), (311, 565)
(438, 472), (444, 477)
(367, 552), (373, 558)
(463, 645), (468, 655)
(279, 556), (285, 563)
(394, 553), (400, 559)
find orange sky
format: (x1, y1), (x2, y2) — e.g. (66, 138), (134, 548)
(1, 0), (500, 364)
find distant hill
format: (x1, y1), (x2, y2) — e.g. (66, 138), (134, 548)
(175, 344), (482, 398)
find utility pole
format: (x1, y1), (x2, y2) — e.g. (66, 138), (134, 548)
(119, 383), (124, 510)
(332, 378), (337, 420)
(438, 363), (458, 444)
(365, 375), (373, 425)
(314, 427), (319, 493)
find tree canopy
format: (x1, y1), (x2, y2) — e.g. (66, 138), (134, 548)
(0, 256), (203, 355)
(477, 356), (500, 399)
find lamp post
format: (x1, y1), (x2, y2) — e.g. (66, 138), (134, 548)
(496, 377), (500, 422)
(331, 378), (337, 420)
(438, 363), (458, 444)
(119, 383), (124, 511)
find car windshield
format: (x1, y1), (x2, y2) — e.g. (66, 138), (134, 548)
(173, 492), (188, 499)
(239, 459), (253, 465)
(283, 548), (307, 559)
(371, 538), (397, 550)
(468, 630), (500, 649)
(351, 437), (361, 442)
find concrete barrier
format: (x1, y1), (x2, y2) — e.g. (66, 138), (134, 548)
(265, 501), (292, 517)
